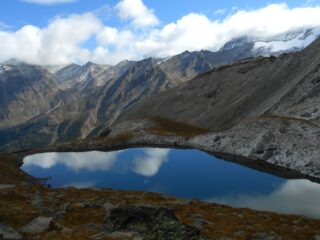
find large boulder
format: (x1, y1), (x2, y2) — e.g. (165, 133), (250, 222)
(103, 205), (209, 240)
(21, 217), (53, 234)
(0, 223), (22, 239)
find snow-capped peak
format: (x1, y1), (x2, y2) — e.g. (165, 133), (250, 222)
(253, 27), (320, 55)
(219, 27), (320, 56)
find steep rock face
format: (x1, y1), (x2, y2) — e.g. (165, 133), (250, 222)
(0, 62), (62, 129)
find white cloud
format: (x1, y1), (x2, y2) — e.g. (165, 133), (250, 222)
(22, 0), (76, 5)
(0, 13), (101, 65)
(2, 2), (320, 65)
(210, 179), (320, 219)
(23, 151), (119, 171)
(95, 27), (138, 63)
(133, 148), (170, 177)
(115, 0), (159, 28)
(214, 9), (227, 15)
(135, 3), (320, 58)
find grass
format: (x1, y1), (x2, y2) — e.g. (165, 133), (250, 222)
(0, 154), (34, 184)
(145, 116), (209, 137)
(255, 115), (319, 127)
(91, 116), (209, 144)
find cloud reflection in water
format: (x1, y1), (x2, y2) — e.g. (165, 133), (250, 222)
(24, 151), (118, 171)
(132, 148), (170, 176)
(23, 148), (171, 177)
(210, 179), (320, 218)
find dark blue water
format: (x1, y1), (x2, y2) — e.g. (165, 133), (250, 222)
(22, 148), (320, 218)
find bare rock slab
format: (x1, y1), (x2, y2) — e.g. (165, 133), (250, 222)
(21, 217), (53, 234)
(0, 223), (22, 239)
(0, 184), (16, 190)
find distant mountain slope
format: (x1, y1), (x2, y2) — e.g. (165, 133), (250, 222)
(0, 62), (62, 129)
(0, 28), (319, 151)
(118, 37), (320, 132)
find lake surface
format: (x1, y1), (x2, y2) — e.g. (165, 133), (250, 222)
(22, 148), (320, 218)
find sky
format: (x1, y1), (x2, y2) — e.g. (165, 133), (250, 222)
(0, 0), (320, 65)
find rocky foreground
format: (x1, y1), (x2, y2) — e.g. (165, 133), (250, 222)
(2, 183), (320, 240)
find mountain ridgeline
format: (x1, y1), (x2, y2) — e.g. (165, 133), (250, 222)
(119, 38), (320, 132)
(0, 28), (319, 151)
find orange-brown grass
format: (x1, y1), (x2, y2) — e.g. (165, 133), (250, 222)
(0, 154), (33, 183)
(1, 182), (320, 240)
(255, 115), (319, 127)
(106, 132), (134, 142)
(146, 116), (209, 137)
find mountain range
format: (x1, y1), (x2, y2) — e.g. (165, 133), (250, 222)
(0, 27), (319, 151)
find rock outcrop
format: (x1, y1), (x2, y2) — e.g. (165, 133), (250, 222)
(103, 206), (208, 240)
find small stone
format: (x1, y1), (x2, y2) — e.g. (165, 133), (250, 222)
(255, 143), (265, 155)
(74, 200), (99, 209)
(61, 227), (73, 234)
(59, 202), (70, 213)
(55, 192), (65, 199)
(54, 202), (71, 220)
(191, 217), (210, 229)
(234, 231), (244, 237)
(0, 223), (22, 239)
(103, 202), (115, 211)
(107, 231), (143, 240)
(45, 230), (57, 237)
(214, 136), (221, 142)
(85, 223), (100, 230)
(251, 232), (282, 240)
(31, 194), (42, 206)
(0, 184), (16, 190)
(90, 232), (108, 240)
(21, 217), (53, 234)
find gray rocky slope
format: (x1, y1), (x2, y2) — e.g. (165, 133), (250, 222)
(0, 28), (319, 152)
(111, 37), (320, 182)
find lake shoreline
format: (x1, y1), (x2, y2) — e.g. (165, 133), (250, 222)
(14, 122), (320, 184)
